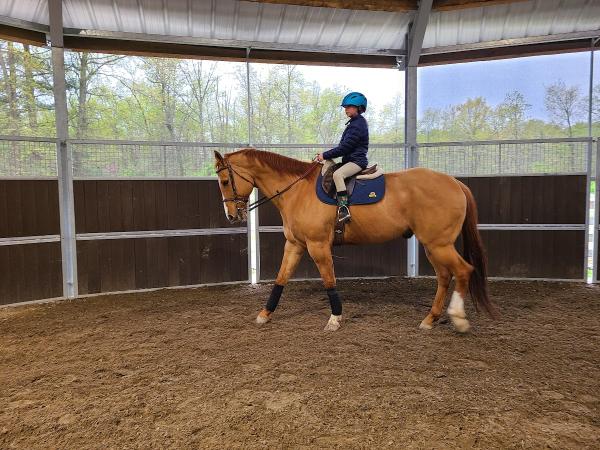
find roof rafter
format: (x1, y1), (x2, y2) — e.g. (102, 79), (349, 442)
(433, 0), (529, 11)
(407, 0), (433, 66)
(245, 0), (529, 13)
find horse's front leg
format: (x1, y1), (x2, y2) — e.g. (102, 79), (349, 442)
(256, 240), (305, 325)
(306, 241), (342, 332)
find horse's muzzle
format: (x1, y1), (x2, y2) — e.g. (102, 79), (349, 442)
(227, 210), (247, 224)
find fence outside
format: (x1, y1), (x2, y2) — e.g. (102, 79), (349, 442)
(0, 135), (598, 305)
(417, 138), (591, 176)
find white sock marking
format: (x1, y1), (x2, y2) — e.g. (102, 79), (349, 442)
(448, 292), (465, 318)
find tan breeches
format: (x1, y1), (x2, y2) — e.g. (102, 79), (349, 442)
(332, 162), (362, 192)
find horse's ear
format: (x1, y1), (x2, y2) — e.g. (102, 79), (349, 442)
(214, 150), (224, 163)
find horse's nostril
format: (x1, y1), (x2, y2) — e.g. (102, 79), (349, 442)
(227, 214), (235, 222)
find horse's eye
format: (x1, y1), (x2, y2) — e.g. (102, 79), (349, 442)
(222, 179), (229, 186)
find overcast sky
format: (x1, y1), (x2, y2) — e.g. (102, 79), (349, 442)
(291, 50), (597, 121)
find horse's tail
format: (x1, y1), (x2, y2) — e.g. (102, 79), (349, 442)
(458, 181), (497, 318)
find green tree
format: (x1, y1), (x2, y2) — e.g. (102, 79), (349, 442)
(181, 60), (218, 141)
(493, 90), (531, 139)
(373, 93), (404, 143)
(418, 107), (442, 142)
(453, 97), (493, 140)
(65, 52), (124, 138)
(544, 79), (585, 138)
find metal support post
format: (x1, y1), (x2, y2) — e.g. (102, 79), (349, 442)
(405, 65), (419, 277)
(245, 48), (260, 283)
(50, 0), (78, 298)
(585, 39), (599, 283)
(593, 139), (600, 283)
(585, 138), (594, 282)
(498, 143), (502, 174)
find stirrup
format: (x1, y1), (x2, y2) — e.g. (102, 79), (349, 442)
(337, 205), (351, 223)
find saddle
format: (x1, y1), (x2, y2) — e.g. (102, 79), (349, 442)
(317, 162), (385, 207)
(320, 162), (383, 199)
(316, 162), (385, 246)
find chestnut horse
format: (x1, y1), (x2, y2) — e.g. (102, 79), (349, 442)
(214, 148), (496, 332)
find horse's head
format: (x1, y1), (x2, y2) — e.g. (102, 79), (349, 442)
(214, 150), (255, 224)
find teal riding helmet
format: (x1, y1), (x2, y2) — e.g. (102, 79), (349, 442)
(341, 92), (368, 111)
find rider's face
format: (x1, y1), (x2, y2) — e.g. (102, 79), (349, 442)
(344, 106), (359, 118)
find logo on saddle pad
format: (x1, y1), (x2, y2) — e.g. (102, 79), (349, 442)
(316, 163), (385, 206)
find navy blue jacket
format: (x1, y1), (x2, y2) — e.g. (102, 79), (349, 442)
(323, 114), (369, 169)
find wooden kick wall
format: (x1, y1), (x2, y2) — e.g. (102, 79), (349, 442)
(418, 175), (587, 279)
(0, 174), (590, 305)
(0, 180), (62, 305)
(74, 180), (248, 295)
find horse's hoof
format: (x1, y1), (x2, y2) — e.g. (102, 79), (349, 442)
(450, 316), (470, 333)
(256, 309), (271, 325)
(324, 314), (342, 332)
(419, 320), (433, 330)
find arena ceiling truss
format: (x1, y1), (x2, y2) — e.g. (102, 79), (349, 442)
(0, 0), (598, 68)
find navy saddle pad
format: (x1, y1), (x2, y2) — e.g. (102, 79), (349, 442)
(316, 173), (385, 205)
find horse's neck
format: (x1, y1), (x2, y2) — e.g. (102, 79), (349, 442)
(247, 164), (312, 213)
(252, 168), (296, 202)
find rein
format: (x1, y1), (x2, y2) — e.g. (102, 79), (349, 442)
(216, 159), (320, 213)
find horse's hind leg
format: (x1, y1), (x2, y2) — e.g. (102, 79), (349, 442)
(425, 245), (474, 333)
(256, 240), (305, 325)
(419, 247), (452, 330)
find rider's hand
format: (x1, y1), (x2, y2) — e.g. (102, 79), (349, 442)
(316, 153), (324, 162)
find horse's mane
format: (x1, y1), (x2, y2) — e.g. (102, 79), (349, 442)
(229, 148), (316, 177)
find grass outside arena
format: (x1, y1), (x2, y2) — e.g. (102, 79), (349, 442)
(1, 277), (599, 449)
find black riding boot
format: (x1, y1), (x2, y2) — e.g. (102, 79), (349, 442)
(336, 191), (351, 223)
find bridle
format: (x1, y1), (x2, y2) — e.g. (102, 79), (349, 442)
(215, 159), (255, 220)
(215, 157), (320, 221)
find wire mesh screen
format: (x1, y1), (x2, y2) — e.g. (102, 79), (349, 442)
(70, 142), (406, 178)
(365, 145), (405, 173)
(255, 144), (406, 173)
(418, 140), (591, 176)
(253, 145), (328, 164)
(1, 137), (590, 179)
(0, 138), (57, 177)
(70, 142), (242, 178)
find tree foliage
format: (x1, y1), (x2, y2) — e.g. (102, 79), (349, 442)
(1, 40), (598, 146)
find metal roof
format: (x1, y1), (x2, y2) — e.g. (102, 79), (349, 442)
(1, 0), (599, 64)
(423, 0), (600, 52)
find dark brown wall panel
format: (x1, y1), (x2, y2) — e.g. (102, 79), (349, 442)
(0, 180), (60, 238)
(419, 230), (584, 279)
(74, 180), (237, 233)
(260, 232), (406, 280)
(77, 234), (248, 295)
(459, 175), (586, 224)
(0, 243), (62, 305)
(258, 200), (283, 226)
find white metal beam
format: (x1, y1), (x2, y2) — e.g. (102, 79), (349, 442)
(404, 0), (432, 276)
(246, 50), (260, 284)
(407, 0), (433, 67)
(62, 27), (405, 57)
(49, 0), (78, 299)
(404, 65), (419, 277)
